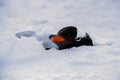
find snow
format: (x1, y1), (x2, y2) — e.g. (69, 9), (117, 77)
(0, 0), (120, 80)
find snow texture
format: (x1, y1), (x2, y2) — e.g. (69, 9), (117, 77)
(0, 0), (120, 80)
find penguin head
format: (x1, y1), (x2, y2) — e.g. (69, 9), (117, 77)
(49, 26), (77, 43)
(57, 26), (77, 40)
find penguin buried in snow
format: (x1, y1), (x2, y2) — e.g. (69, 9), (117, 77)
(15, 26), (93, 50)
(48, 26), (93, 50)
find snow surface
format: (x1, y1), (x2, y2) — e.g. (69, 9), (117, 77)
(0, 0), (120, 80)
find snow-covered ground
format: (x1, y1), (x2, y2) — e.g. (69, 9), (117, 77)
(0, 0), (120, 80)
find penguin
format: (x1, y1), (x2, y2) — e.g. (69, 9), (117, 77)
(49, 26), (93, 50)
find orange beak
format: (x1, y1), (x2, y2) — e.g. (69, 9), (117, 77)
(51, 36), (65, 43)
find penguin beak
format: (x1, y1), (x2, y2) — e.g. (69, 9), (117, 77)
(51, 35), (65, 43)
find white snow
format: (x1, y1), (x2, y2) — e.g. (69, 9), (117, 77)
(0, 0), (120, 80)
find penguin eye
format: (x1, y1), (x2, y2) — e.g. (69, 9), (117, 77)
(75, 37), (81, 41)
